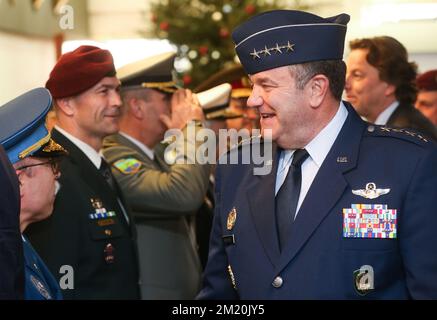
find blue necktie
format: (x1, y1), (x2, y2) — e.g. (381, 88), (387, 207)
(275, 149), (309, 251)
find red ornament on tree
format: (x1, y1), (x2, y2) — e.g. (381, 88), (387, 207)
(199, 46), (209, 56)
(245, 4), (256, 14)
(183, 74), (192, 86)
(159, 21), (169, 31)
(219, 27), (229, 38)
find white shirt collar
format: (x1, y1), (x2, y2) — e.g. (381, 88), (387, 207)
(119, 132), (154, 160)
(279, 100), (348, 170)
(374, 101), (399, 125)
(305, 101), (348, 167)
(55, 125), (102, 169)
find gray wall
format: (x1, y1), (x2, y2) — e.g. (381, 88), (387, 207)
(0, 0), (89, 39)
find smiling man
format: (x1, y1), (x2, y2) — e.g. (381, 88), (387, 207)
(345, 36), (437, 141)
(198, 10), (437, 299)
(25, 46), (139, 299)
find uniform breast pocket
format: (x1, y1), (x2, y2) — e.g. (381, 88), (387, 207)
(341, 203), (398, 252)
(342, 238), (397, 252)
(88, 218), (124, 241)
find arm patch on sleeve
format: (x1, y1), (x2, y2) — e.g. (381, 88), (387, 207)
(113, 158), (142, 174)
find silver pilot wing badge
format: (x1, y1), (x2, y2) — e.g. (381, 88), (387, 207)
(352, 182), (390, 199)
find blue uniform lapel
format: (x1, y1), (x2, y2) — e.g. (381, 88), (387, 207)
(275, 103), (366, 273)
(246, 142), (281, 266)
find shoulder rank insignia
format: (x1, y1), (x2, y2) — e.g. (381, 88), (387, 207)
(113, 158), (142, 174)
(227, 207), (237, 230)
(379, 126), (429, 143)
(352, 182), (390, 199)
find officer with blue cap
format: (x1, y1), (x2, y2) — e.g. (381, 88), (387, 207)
(0, 88), (67, 300)
(198, 10), (437, 299)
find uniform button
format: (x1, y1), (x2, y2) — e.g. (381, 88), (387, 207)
(367, 125), (375, 132)
(272, 276), (283, 288)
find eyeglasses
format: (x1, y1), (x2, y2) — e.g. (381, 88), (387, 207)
(15, 158), (61, 176)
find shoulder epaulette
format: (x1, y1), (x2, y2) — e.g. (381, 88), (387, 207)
(365, 124), (431, 145)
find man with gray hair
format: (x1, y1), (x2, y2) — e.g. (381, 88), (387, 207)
(103, 52), (210, 299)
(199, 10), (437, 299)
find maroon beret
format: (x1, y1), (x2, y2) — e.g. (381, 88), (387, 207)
(46, 45), (116, 99)
(416, 69), (437, 91)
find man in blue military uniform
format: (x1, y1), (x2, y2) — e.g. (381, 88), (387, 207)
(198, 10), (437, 299)
(0, 88), (67, 299)
(0, 141), (24, 300)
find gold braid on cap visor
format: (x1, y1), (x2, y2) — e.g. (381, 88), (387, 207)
(18, 133), (51, 159)
(231, 88), (252, 99)
(141, 81), (178, 93)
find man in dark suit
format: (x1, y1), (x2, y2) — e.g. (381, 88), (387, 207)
(25, 46), (139, 299)
(345, 36), (437, 141)
(198, 10), (437, 299)
(0, 145), (24, 299)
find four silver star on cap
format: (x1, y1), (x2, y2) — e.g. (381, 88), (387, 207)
(250, 41), (295, 60)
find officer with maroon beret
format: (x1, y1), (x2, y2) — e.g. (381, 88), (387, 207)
(416, 69), (437, 126)
(25, 46), (140, 299)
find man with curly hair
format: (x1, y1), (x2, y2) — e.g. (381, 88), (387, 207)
(345, 36), (437, 141)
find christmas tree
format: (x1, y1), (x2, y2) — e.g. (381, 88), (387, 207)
(150, 0), (309, 89)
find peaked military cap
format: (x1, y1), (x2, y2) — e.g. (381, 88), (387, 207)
(197, 83), (243, 120)
(194, 64), (252, 99)
(232, 10), (350, 74)
(0, 88), (67, 164)
(117, 52), (180, 93)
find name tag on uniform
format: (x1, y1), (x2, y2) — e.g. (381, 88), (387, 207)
(343, 204), (397, 239)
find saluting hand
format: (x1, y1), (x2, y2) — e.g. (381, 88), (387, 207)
(160, 89), (204, 130)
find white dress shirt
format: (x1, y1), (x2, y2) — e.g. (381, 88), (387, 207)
(275, 101), (348, 218)
(374, 101), (399, 125)
(55, 126), (130, 223)
(120, 132), (155, 160)
(55, 126), (102, 168)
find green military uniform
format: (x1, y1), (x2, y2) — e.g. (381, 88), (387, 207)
(103, 123), (210, 299)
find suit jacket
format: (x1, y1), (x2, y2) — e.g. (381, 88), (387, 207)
(198, 102), (437, 299)
(387, 102), (437, 141)
(0, 145), (24, 299)
(23, 236), (62, 300)
(25, 129), (140, 300)
(102, 129), (210, 300)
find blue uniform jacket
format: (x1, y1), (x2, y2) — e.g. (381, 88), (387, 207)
(0, 146), (24, 299)
(198, 103), (437, 299)
(23, 236), (62, 300)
